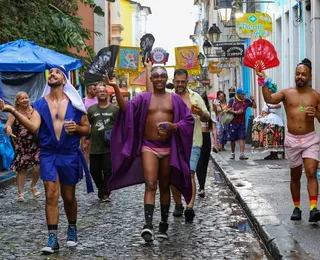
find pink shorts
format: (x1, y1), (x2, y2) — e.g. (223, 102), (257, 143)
(284, 131), (320, 168)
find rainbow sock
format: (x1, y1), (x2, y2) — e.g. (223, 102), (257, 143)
(293, 197), (300, 209)
(310, 196), (318, 210)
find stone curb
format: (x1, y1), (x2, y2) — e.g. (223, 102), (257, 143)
(0, 171), (16, 191)
(211, 152), (313, 260)
(0, 169), (32, 191)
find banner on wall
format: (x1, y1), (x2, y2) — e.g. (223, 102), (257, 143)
(175, 46), (200, 76)
(130, 68), (146, 86)
(188, 76), (198, 86)
(236, 13), (272, 38)
(116, 46), (140, 75)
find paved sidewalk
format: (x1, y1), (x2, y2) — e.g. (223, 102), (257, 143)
(0, 161), (268, 259)
(211, 145), (319, 259)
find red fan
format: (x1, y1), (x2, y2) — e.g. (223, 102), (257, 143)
(243, 39), (280, 71)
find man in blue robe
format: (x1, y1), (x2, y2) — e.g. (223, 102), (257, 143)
(105, 67), (194, 242)
(0, 65), (93, 254)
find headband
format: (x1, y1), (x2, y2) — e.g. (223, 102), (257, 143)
(48, 64), (69, 79)
(151, 67), (167, 76)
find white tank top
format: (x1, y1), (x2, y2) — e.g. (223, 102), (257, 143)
(200, 111), (217, 127)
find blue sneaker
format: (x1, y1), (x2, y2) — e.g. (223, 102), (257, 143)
(66, 225), (78, 247)
(41, 233), (59, 254)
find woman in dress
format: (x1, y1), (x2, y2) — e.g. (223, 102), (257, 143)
(196, 92), (218, 197)
(4, 92), (41, 202)
(214, 91), (228, 151)
(251, 87), (284, 159)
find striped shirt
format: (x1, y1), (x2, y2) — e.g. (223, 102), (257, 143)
(228, 97), (253, 125)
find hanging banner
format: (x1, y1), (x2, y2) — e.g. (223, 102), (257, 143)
(130, 68), (146, 86)
(236, 13), (272, 38)
(208, 61), (222, 74)
(116, 46), (140, 75)
(175, 46), (200, 76)
(188, 75), (198, 86)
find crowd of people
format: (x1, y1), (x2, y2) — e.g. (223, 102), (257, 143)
(0, 57), (320, 255)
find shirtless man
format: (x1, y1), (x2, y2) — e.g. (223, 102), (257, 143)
(146, 63), (209, 222)
(257, 58), (320, 222)
(0, 65), (93, 254)
(105, 67), (194, 242)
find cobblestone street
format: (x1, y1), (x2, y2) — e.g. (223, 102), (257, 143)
(0, 161), (269, 259)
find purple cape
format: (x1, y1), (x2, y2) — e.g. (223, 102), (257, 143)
(109, 92), (194, 203)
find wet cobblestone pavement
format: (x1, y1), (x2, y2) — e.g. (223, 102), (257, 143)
(0, 161), (270, 259)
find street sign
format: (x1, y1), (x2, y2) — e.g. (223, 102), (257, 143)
(150, 47), (169, 64)
(236, 13), (272, 38)
(223, 45), (244, 58)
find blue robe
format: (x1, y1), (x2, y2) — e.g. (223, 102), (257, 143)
(33, 98), (94, 193)
(109, 92), (194, 203)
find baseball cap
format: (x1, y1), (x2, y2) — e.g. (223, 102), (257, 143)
(235, 88), (245, 95)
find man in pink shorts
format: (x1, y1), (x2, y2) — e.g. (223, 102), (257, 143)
(257, 58), (320, 223)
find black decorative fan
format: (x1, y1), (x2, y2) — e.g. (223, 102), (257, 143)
(140, 33), (155, 65)
(84, 45), (119, 84)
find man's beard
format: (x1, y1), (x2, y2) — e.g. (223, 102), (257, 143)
(175, 86), (185, 93)
(48, 80), (63, 88)
(296, 80), (305, 88)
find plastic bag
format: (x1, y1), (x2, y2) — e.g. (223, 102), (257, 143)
(219, 111), (234, 125)
(0, 124), (15, 170)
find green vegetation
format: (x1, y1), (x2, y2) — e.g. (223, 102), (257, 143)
(0, 0), (108, 65)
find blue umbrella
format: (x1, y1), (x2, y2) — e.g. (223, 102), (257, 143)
(0, 39), (82, 72)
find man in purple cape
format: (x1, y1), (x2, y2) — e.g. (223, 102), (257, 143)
(105, 66), (194, 242)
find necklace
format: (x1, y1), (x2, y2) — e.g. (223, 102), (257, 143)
(235, 95), (244, 102)
(299, 100), (304, 112)
(19, 106), (31, 118)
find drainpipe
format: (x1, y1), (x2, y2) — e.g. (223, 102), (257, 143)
(311, 0), (320, 133)
(311, 0), (320, 91)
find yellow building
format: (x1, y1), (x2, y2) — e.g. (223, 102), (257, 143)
(120, 0), (135, 46)
(118, 0), (152, 95)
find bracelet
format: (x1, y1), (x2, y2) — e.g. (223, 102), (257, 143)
(12, 109), (16, 115)
(257, 77), (278, 93)
(258, 77), (272, 87)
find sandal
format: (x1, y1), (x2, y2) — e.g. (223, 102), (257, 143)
(198, 190), (205, 198)
(30, 186), (41, 198)
(18, 193), (24, 202)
